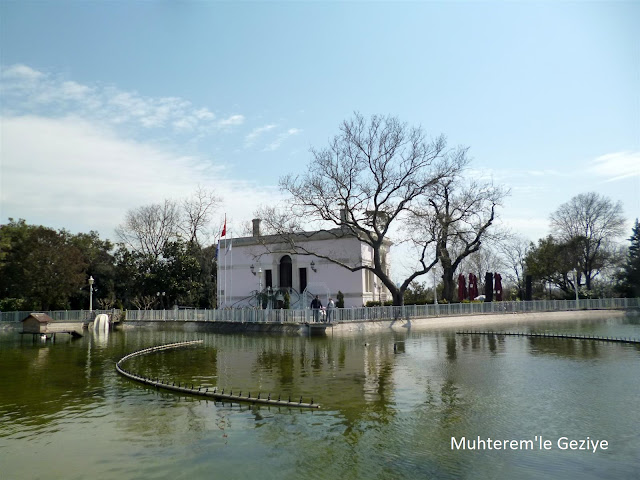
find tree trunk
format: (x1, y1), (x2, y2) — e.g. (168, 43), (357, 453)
(391, 289), (404, 307)
(442, 266), (456, 303)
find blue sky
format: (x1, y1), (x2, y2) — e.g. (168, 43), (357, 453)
(1, 1), (638, 276)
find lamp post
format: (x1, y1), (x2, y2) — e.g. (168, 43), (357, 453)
(433, 269), (438, 305)
(573, 270), (579, 308)
(258, 267), (263, 308)
(88, 276), (94, 312)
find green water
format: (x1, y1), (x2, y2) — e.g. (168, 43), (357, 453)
(1, 314), (639, 479)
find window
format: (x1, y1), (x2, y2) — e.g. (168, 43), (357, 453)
(365, 270), (373, 292)
(279, 255), (292, 288)
(299, 268), (307, 293)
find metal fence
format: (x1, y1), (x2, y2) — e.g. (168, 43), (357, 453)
(0, 309), (117, 323)
(2, 298), (638, 324)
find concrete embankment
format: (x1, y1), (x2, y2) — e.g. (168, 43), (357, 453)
(4, 309), (630, 336)
(119, 309), (630, 336)
(328, 310), (629, 336)
(120, 320), (304, 335)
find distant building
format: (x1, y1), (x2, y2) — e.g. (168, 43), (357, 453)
(217, 218), (392, 309)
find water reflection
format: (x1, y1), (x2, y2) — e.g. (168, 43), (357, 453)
(1, 314), (639, 480)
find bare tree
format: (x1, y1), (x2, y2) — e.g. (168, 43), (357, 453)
(460, 244), (504, 295)
(262, 113), (468, 305)
(180, 186), (222, 246)
(411, 176), (508, 302)
(550, 192), (625, 290)
(115, 199), (181, 259)
(131, 295), (157, 310)
(116, 187), (223, 257)
(496, 233), (531, 300)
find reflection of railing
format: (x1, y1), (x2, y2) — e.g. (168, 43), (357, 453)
(2, 298), (638, 324)
(457, 331), (640, 344)
(0, 309), (118, 323)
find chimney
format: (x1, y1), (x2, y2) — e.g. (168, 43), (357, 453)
(340, 208), (347, 224)
(252, 218), (262, 237)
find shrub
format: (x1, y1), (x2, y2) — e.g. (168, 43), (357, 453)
(336, 291), (345, 308)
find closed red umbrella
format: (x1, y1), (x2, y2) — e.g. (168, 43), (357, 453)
(469, 273), (478, 299)
(494, 273), (503, 301)
(458, 274), (467, 302)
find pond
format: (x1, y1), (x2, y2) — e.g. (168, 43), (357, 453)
(1, 313), (639, 480)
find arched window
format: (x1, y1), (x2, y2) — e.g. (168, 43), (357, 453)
(279, 255), (293, 288)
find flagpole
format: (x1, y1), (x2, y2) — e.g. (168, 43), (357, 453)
(222, 215), (227, 307)
(216, 238), (219, 309)
(224, 237), (228, 307)
(227, 230), (232, 308)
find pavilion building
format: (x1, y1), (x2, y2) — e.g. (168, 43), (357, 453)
(217, 218), (392, 309)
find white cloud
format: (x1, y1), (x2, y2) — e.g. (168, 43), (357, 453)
(0, 115), (280, 241)
(587, 151), (640, 182)
(194, 108), (215, 120)
(2, 63), (44, 81)
(0, 63), (235, 136)
(0, 64), (300, 242)
(244, 124), (277, 147)
(264, 127), (302, 151)
(218, 114), (245, 127)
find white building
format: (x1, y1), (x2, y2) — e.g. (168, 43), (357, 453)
(217, 219), (392, 309)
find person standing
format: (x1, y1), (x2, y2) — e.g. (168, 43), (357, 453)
(326, 297), (335, 323)
(311, 295), (322, 322)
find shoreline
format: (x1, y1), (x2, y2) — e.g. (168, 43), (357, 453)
(328, 310), (629, 335)
(1, 309), (632, 336)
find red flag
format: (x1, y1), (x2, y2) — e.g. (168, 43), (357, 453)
(221, 216), (227, 237)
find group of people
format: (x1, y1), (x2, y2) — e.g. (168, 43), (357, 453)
(310, 295), (335, 323)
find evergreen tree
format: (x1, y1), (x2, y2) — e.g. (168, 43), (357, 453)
(0, 219), (87, 310)
(618, 219), (640, 297)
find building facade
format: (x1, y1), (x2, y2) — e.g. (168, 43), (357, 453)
(217, 219), (391, 309)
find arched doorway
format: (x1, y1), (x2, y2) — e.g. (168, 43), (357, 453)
(279, 255), (293, 289)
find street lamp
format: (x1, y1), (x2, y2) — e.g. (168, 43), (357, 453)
(88, 276), (94, 312)
(433, 269), (438, 305)
(258, 267), (263, 309)
(573, 270), (579, 307)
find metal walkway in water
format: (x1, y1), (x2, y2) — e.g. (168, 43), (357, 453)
(115, 340), (320, 409)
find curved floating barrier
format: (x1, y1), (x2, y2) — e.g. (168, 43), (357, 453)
(116, 340), (320, 409)
(456, 331), (640, 345)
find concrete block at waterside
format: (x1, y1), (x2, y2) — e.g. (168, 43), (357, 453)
(47, 322), (86, 334)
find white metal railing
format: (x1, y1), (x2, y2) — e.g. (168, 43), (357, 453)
(0, 309), (117, 323)
(1, 298), (638, 324)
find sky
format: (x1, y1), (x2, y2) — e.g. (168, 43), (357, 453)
(1, 1), (638, 281)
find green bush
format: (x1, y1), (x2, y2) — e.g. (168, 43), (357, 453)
(0, 297), (28, 311)
(336, 291), (345, 308)
(283, 290), (291, 309)
(365, 300), (393, 307)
